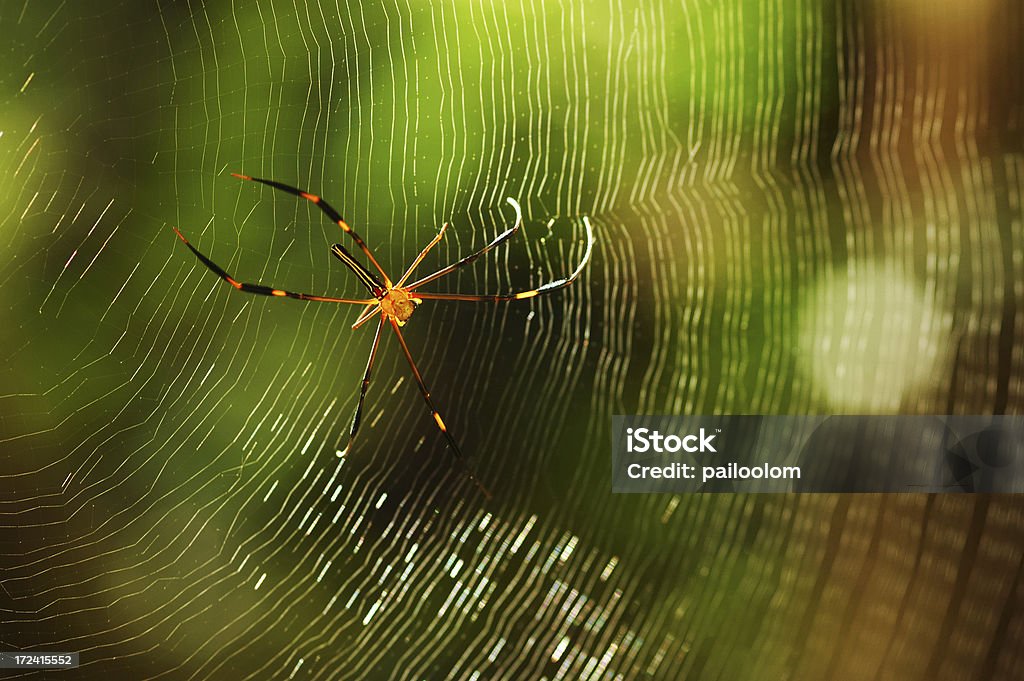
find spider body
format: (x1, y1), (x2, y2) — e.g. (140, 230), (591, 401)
(379, 287), (421, 324)
(174, 173), (594, 499)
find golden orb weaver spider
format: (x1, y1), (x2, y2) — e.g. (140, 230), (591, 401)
(173, 174), (594, 499)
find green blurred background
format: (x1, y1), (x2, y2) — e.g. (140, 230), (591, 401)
(2, 0), (1023, 679)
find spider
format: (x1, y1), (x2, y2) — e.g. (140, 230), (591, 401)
(174, 174), (594, 499)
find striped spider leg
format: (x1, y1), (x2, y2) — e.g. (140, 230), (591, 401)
(174, 174), (595, 500)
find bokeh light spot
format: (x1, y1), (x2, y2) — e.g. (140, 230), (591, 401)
(798, 261), (944, 412)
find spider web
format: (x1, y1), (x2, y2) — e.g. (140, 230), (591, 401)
(2, 1), (1024, 679)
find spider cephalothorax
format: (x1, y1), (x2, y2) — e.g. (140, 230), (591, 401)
(174, 173), (594, 499)
(379, 287), (421, 324)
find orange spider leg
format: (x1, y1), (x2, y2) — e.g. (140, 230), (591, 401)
(411, 214), (594, 302)
(406, 197), (524, 291)
(338, 317), (386, 457)
(388, 316), (493, 500)
(173, 228), (377, 305)
(232, 173), (393, 288)
(395, 222), (450, 288)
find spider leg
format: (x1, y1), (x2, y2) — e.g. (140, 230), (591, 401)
(405, 197), (523, 291)
(338, 316), (386, 457)
(174, 228), (376, 305)
(351, 303), (382, 330)
(411, 215), (594, 302)
(388, 317), (493, 500)
(394, 222), (450, 288)
(232, 172), (393, 287)
(331, 243), (387, 298)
